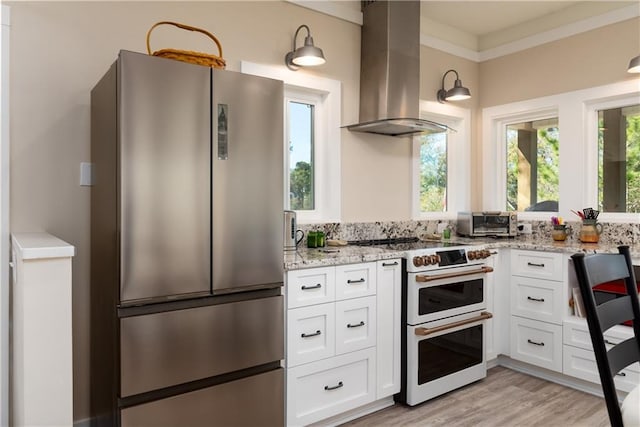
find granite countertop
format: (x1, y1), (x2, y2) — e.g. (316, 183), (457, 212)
(284, 237), (640, 271)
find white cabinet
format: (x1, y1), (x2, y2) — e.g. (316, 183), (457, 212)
(375, 260), (401, 398)
(11, 233), (75, 427)
(510, 315), (563, 372)
(285, 259), (400, 426)
(287, 348), (376, 427)
(562, 317), (639, 393)
(509, 250), (564, 372)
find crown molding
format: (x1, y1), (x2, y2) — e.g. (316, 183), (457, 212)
(478, 3), (640, 62)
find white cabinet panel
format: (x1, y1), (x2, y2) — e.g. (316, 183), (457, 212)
(511, 250), (563, 281)
(563, 345), (639, 393)
(336, 296), (376, 355)
(287, 348), (376, 426)
(335, 263), (376, 300)
(287, 267), (335, 309)
(510, 316), (563, 372)
(376, 260), (401, 398)
(287, 304), (335, 367)
(511, 276), (563, 325)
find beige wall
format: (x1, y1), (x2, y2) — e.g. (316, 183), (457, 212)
(5, 0), (639, 422)
(480, 17), (640, 108)
(6, 1), (361, 422)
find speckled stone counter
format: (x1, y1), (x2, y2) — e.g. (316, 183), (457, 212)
(284, 235), (640, 271)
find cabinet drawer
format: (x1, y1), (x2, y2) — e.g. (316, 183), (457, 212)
(120, 296), (283, 397)
(511, 250), (563, 281)
(335, 296), (376, 355)
(287, 267), (335, 309)
(510, 316), (562, 372)
(287, 304), (335, 367)
(511, 276), (563, 324)
(563, 345), (639, 393)
(563, 318), (635, 351)
(121, 368), (284, 427)
(336, 263), (376, 300)
(287, 348), (376, 426)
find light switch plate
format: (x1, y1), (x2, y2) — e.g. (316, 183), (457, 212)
(80, 162), (94, 186)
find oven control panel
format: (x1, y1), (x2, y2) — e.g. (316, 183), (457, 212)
(408, 246), (491, 273)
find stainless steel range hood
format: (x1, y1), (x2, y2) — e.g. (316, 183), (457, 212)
(346, 0), (450, 137)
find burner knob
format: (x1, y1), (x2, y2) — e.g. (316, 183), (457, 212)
(413, 256), (423, 267)
(426, 255), (435, 265)
(468, 251), (476, 260)
(422, 255), (431, 265)
(435, 254), (441, 264)
(482, 250), (491, 259)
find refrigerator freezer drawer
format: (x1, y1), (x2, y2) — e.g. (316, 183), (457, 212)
(120, 368), (284, 427)
(120, 295), (283, 397)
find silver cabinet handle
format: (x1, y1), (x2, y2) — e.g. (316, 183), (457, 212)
(301, 283), (321, 290)
(527, 296), (545, 302)
(616, 372), (627, 377)
(382, 261), (398, 266)
(301, 330), (321, 338)
(324, 381), (343, 391)
(605, 339), (619, 346)
(347, 321), (365, 328)
(527, 339), (545, 346)
(527, 262), (545, 267)
(347, 278), (365, 284)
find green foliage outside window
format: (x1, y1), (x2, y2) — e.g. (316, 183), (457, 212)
(598, 109), (640, 213)
(506, 124), (559, 211)
(419, 133), (447, 212)
(290, 161), (313, 210)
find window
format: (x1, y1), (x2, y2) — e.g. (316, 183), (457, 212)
(413, 101), (470, 219)
(287, 98), (315, 210)
(483, 79), (639, 222)
(240, 61), (341, 223)
(506, 118), (559, 212)
(597, 104), (640, 213)
(418, 131), (447, 212)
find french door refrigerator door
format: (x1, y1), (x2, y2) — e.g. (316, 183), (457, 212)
(118, 51), (211, 304)
(211, 70), (284, 294)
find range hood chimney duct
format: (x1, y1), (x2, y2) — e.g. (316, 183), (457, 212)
(346, 0), (450, 137)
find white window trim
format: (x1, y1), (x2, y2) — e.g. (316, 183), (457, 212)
(482, 79), (640, 223)
(0, 6), (9, 425)
(412, 100), (471, 220)
(240, 61), (341, 223)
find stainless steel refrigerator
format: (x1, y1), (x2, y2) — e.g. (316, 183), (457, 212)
(90, 50), (284, 426)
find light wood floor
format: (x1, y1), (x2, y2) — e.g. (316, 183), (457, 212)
(342, 367), (610, 427)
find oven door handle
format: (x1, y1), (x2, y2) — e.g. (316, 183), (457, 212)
(415, 266), (494, 282)
(414, 311), (493, 336)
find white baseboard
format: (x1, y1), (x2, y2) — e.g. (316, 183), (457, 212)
(308, 397), (395, 427)
(495, 355), (606, 398)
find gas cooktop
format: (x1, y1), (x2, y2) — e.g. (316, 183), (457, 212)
(347, 237), (464, 252)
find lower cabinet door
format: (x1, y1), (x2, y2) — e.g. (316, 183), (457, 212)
(510, 316), (562, 372)
(335, 296), (376, 355)
(563, 345), (640, 393)
(120, 368), (284, 427)
(287, 347), (376, 426)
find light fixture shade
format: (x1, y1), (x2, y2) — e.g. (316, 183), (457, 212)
(285, 25), (326, 71)
(292, 43), (325, 66)
(446, 79), (471, 101)
(437, 69), (471, 103)
(628, 54), (640, 73)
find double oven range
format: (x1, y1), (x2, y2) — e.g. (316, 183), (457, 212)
(351, 238), (495, 406)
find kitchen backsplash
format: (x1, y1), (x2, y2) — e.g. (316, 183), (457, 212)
(298, 220), (640, 246)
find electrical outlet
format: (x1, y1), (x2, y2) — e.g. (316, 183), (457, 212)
(80, 162), (94, 186)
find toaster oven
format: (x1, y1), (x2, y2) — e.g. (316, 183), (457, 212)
(457, 211), (518, 237)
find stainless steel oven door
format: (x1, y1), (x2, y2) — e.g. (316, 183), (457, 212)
(405, 311), (492, 406)
(407, 265), (492, 325)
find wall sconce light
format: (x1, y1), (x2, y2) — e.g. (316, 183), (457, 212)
(628, 54), (640, 73)
(285, 24), (326, 71)
(437, 69), (471, 103)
